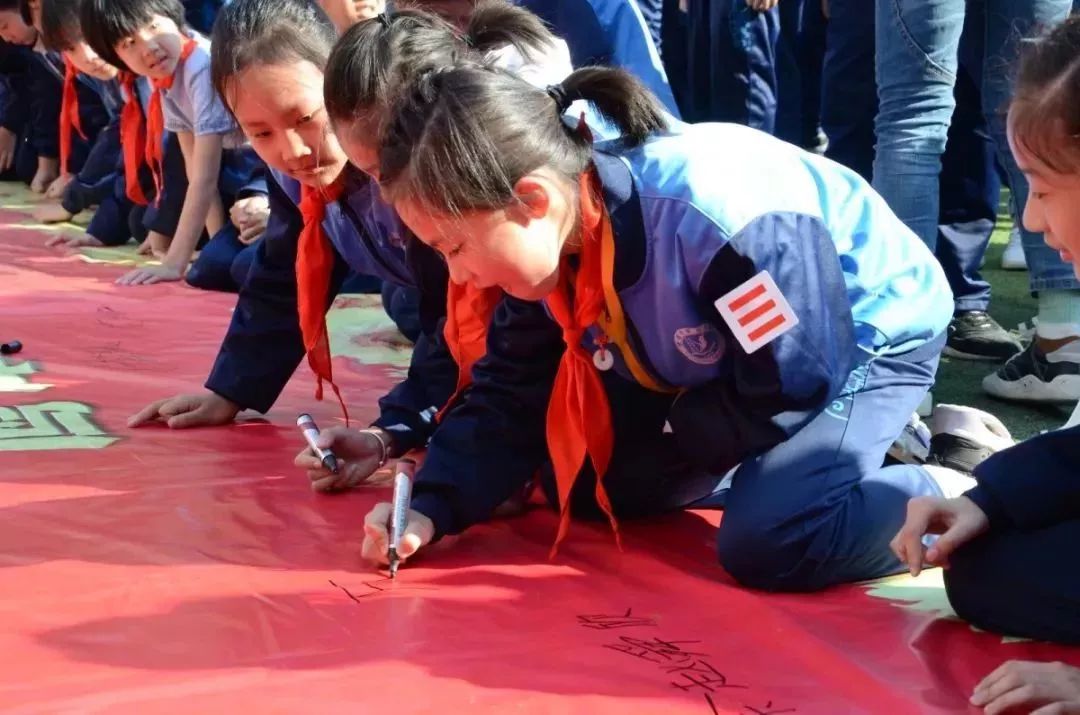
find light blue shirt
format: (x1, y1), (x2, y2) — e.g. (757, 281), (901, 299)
(162, 32), (246, 148)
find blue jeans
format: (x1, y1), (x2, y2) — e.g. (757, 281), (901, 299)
(873, 0), (1075, 291)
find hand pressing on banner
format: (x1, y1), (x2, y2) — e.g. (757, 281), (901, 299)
(361, 501), (434, 567)
(35, 202), (76, 224)
(45, 232), (103, 248)
(128, 391), (240, 429)
(295, 427), (396, 491)
(45, 173), (72, 200)
(971, 660), (1080, 715)
(116, 262), (185, 285)
(890, 495), (990, 577)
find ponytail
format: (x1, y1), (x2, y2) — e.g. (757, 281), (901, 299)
(558, 67), (667, 145)
(324, 9), (461, 125)
(464, 0), (554, 61)
(378, 63), (668, 214)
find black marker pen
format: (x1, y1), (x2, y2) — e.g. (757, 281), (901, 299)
(297, 413), (340, 474)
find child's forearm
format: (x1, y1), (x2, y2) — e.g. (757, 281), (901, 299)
(204, 190), (226, 238)
(162, 177), (216, 271)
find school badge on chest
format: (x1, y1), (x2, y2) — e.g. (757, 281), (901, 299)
(714, 270), (799, 354)
(673, 324), (724, 365)
(592, 334), (614, 371)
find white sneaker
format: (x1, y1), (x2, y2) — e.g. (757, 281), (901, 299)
(1001, 227), (1027, 271)
(923, 404), (1015, 476)
(930, 404), (1015, 453)
(887, 413), (932, 464)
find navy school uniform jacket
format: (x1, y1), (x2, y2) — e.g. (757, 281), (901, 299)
(965, 426), (1080, 531)
(27, 51), (110, 170)
(63, 76), (162, 244)
(517, 0), (682, 118)
(61, 78), (124, 216)
(0, 42), (31, 134)
(204, 166), (457, 452)
(409, 121), (954, 539)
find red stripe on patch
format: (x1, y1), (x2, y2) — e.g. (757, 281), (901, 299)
(738, 299), (777, 327)
(748, 313), (788, 342)
(727, 283), (766, 312)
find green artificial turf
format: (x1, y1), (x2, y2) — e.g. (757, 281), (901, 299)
(932, 220), (1073, 440)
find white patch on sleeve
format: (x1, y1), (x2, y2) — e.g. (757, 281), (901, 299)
(714, 271), (799, 354)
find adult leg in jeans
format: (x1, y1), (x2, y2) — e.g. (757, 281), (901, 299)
(821, 0), (877, 181)
(937, 3), (1021, 362)
(873, 0), (965, 249)
(979, 0), (1080, 403)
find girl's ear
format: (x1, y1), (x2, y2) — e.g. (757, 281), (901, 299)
(511, 175), (552, 219)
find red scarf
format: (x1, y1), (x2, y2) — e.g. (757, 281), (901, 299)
(59, 58), (87, 175)
(297, 178), (350, 423)
(545, 170), (618, 558)
(119, 72), (150, 205)
(436, 282), (501, 420)
(145, 37), (197, 203)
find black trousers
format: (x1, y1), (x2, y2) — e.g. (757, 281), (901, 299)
(946, 520), (1080, 645)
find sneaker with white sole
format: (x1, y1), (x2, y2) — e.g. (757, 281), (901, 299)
(944, 310), (1023, 362)
(924, 404), (1015, 473)
(982, 341), (1080, 403)
(1001, 227), (1028, 271)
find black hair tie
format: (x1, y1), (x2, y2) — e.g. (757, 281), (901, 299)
(377, 12), (392, 28)
(546, 84), (572, 114)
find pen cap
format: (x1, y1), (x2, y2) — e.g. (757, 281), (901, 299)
(396, 458), (417, 479)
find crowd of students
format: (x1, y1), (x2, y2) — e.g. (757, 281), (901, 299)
(2, 0), (1077, 710)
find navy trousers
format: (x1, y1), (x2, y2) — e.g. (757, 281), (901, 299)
(541, 337), (946, 592)
(683, 0), (782, 132)
(935, 4), (999, 313)
(946, 520), (1080, 644)
(820, 0), (876, 180)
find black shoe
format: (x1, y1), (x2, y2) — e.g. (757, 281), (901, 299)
(983, 340), (1080, 403)
(944, 311), (1023, 362)
(924, 433), (996, 474)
